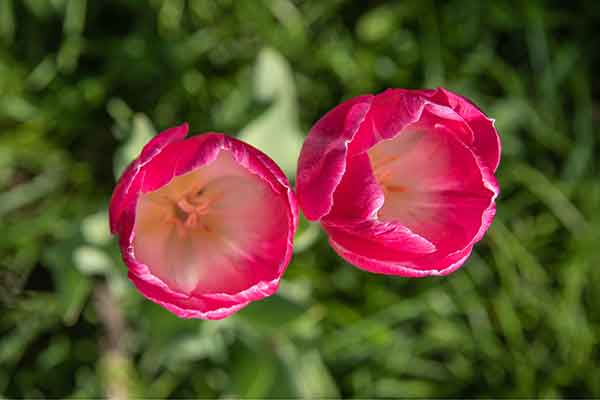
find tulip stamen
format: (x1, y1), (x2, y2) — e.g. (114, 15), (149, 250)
(371, 154), (403, 185)
(372, 154), (402, 171)
(372, 163), (410, 197)
(386, 185), (407, 193)
(159, 187), (225, 235)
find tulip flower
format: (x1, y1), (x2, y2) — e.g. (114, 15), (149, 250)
(110, 123), (298, 319)
(297, 88), (500, 276)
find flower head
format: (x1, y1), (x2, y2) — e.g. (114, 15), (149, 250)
(297, 88), (500, 276)
(110, 124), (297, 319)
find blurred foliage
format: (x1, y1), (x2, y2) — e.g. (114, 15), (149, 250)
(1, 0), (600, 397)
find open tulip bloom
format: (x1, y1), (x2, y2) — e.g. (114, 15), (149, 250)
(110, 124), (297, 319)
(297, 88), (500, 277)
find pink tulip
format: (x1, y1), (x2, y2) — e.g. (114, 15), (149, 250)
(110, 123), (298, 319)
(297, 88), (500, 277)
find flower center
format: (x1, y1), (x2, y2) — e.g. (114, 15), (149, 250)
(133, 150), (288, 296)
(156, 186), (223, 239)
(367, 130), (442, 227)
(371, 154), (409, 196)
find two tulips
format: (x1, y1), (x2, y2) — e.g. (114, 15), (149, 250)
(110, 88), (500, 319)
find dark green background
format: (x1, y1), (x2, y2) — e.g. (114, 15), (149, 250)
(2, 0), (600, 397)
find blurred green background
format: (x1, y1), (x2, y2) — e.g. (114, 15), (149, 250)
(1, 0), (600, 398)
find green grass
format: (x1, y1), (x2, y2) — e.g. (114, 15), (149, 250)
(1, 0), (599, 397)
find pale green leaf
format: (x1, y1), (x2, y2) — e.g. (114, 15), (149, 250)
(113, 113), (156, 179)
(81, 210), (111, 246)
(239, 48), (303, 177)
(74, 245), (113, 275)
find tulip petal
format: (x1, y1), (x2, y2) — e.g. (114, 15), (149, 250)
(139, 122), (189, 164)
(328, 237), (474, 277)
(109, 123), (189, 234)
(350, 89), (476, 154)
(141, 134), (223, 194)
(348, 89), (425, 154)
(367, 125), (495, 254)
(324, 153), (384, 222)
(420, 88), (501, 172)
(128, 272), (249, 320)
(133, 149), (291, 295)
(296, 95), (373, 220)
(323, 221), (435, 261)
(109, 158), (142, 234)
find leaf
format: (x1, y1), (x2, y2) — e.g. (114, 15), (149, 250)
(163, 322), (230, 366)
(296, 350), (340, 398)
(0, 0), (15, 44)
(27, 56), (57, 91)
(44, 238), (92, 325)
(356, 4), (397, 43)
(294, 214), (321, 253)
(230, 342), (277, 398)
(239, 48), (303, 177)
(81, 210), (111, 246)
(98, 352), (144, 399)
(63, 0), (87, 36)
(74, 245), (113, 275)
(113, 113), (156, 179)
(237, 294), (307, 331)
(0, 96), (37, 121)
(0, 168), (63, 217)
(509, 162), (588, 235)
(254, 48), (295, 101)
(107, 98), (133, 132)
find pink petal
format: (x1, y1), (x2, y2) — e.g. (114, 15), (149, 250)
(296, 95), (373, 220)
(349, 89), (475, 154)
(328, 238), (474, 277)
(109, 158), (142, 234)
(419, 88), (501, 172)
(323, 153), (384, 223)
(109, 123), (189, 234)
(367, 124), (495, 254)
(321, 152), (438, 257)
(141, 134), (223, 193)
(139, 123), (189, 164)
(348, 89), (425, 155)
(323, 221), (435, 261)
(128, 272), (249, 319)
